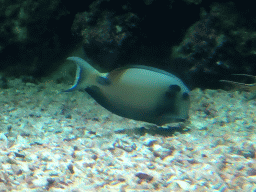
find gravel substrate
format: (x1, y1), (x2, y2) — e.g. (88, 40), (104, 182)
(0, 78), (256, 191)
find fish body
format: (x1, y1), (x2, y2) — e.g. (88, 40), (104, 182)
(65, 57), (190, 125)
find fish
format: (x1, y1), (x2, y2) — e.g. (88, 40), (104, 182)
(64, 56), (190, 125)
(220, 74), (256, 100)
(220, 74), (256, 92)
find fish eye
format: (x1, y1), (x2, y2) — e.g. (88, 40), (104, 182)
(182, 92), (190, 100)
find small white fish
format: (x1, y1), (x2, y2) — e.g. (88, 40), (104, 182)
(65, 57), (190, 125)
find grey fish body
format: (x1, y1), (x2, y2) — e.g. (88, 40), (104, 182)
(65, 57), (190, 125)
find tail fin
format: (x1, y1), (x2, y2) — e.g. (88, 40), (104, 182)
(64, 57), (101, 92)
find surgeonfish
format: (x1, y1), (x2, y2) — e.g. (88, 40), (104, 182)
(64, 57), (190, 125)
(220, 74), (256, 91)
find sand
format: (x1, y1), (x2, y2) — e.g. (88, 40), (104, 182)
(0, 78), (256, 191)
